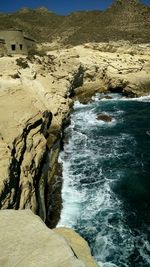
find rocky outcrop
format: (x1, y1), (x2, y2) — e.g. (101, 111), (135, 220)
(73, 81), (107, 104)
(0, 209), (98, 267)
(96, 114), (113, 122)
(0, 42), (150, 223)
(0, 112), (52, 212)
(72, 42), (150, 98)
(0, 54), (83, 224)
(0, 42), (150, 267)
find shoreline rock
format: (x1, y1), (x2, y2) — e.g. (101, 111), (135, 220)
(0, 42), (150, 221)
(96, 113), (113, 122)
(0, 41), (150, 266)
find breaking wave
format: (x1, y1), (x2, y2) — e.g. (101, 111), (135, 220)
(58, 93), (150, 267)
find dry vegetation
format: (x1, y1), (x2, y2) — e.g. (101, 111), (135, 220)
(0, 0), (150, 45)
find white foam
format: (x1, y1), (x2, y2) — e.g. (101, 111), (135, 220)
(123, 94), (150, 102)
(102, 263), (118, 267)
(92, 94), (100, 101)
(58, 150), (87, 227)
(76, 93), (150, 108)
(73, 109), (117, 129)
(74, 100), (87, 109)
(58, 178), (85, 227)
(93, 235), (108, 259)
(92, 93), (123, 102)
(146, 131), (150, 136)
(93, 92), (150, 103)
(138, 238), (150, 265)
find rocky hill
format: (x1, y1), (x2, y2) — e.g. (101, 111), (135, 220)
(0, 0), (150, 45)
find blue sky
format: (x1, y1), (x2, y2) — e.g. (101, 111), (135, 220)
(0, 0), (150, 15)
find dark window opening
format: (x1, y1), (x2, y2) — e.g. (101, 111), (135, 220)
(11, 44), (16, 51)
(20, 44), (23, 50)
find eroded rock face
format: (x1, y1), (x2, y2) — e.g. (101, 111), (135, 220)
(0, 80), (52, 217)
(0, 41), (150, 226)
(0, 210), (98, 267)
(0, 112), (52, 213)
(53, 42), (150, 100)
(0, 55), (84, 223)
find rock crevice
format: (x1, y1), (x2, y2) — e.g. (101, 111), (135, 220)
(0, 112), (52, 216)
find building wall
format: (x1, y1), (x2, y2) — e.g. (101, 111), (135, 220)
(0, 30), (28, 55)
(0, 40), (7, 56)
(24, 37), (36, 52)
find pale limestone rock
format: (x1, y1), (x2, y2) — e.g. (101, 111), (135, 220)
(0, 53), (84, 221)
(47, 42), (150, 97)
(74, 81), (107, 104)
(54, 227), (99, 267)
(0, 210), (95, 267)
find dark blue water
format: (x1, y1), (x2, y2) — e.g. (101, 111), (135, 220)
(58, 94), (150, 267)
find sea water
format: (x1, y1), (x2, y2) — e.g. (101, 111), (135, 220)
(58, 93), (150, 267)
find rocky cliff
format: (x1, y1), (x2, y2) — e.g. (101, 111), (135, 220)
(0, 42), (150, 266)
(0, 54), (84, 224)
(0, 41), (150, 222)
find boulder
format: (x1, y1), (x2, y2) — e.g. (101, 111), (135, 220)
(96, 113), (113, 122)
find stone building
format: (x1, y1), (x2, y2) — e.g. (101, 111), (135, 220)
(0, 38), (7, 55)
(0, 29), (35, 56)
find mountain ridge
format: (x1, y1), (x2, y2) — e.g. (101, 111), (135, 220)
(0, 0), (150, 44)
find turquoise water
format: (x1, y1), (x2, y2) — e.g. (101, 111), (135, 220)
(58, 94), (150, 267)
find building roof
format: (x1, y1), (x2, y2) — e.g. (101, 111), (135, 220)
(0, 29), (36, 43)
(24, 36), (36, 42)
(0, 29), (23, 32)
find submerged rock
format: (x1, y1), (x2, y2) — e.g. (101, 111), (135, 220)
(96, 113), (113, 122)
(102, 95), (113, 99)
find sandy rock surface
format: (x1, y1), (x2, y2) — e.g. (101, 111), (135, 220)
(54, 227), (98, 267)
(0, 209), (98, 267)
(49, 42), (150, 98)
(0, 54), (82, 220)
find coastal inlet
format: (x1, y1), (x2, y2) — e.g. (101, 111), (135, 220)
(58, 93), (150, 267)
